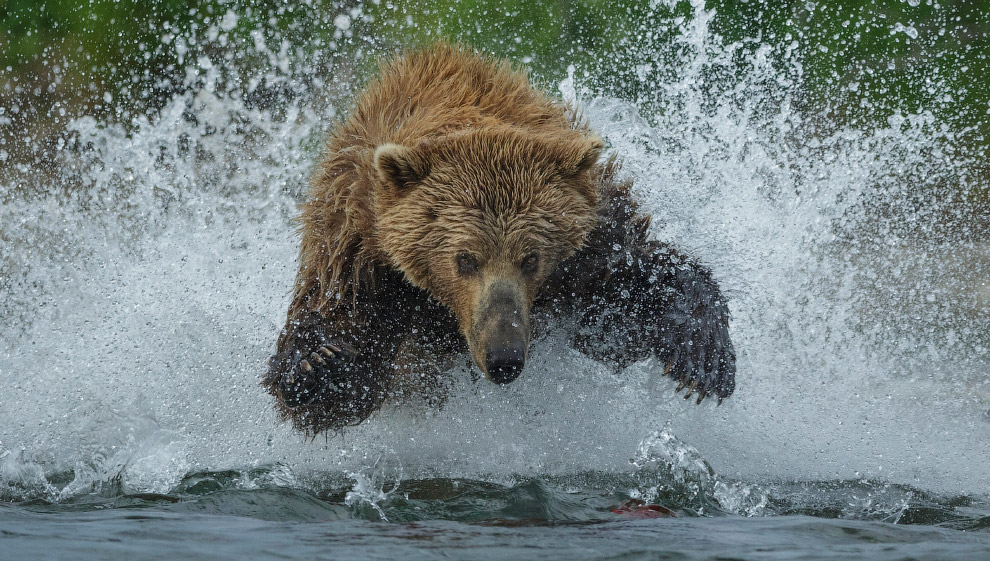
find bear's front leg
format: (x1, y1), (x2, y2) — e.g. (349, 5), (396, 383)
(264, 289), (414, 435)
(565, 242), (736, 403)
(542, 174), (736, 403)
(639, 247), (736, 403)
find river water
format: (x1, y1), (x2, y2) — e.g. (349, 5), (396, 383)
(1, 2), (988, 559)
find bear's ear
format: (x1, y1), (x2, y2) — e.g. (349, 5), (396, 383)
(558, 137), (604, 178)
(375, 143), (431, 190)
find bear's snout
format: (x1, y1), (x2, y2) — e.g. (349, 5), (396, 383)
(485, 339), (526, 384)
(472, 280), (531, 384)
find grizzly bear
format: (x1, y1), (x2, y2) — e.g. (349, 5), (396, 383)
(263, 44), (735, 435)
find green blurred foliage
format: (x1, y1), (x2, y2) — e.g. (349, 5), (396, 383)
(712, 1), (989, 140)
(1, 0), (987, 170)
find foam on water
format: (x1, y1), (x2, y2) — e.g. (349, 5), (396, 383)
(1, 2), (987, 505)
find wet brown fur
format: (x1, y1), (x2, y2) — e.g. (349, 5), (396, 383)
(293, 44), (598, 315)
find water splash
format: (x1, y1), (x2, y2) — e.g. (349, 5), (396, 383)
(629, 428), (770, 516)
(345, 454), (403, 522)
(1, 1), (987, 510)
(574, 0), (988, 493)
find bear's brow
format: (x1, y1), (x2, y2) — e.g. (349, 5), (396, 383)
(437, 207), (557, 254)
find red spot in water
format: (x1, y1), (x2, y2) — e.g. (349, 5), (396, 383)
(611, 499), (677, 519)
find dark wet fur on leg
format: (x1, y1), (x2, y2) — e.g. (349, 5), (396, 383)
(264, 317), (391, 435)
(262, 269), (422, 435)
(659, 263), (735, 403)
(538, 158), (736, 402)
(263, 268), (462, 436)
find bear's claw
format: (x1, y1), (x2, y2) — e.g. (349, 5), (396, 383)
(658, 264), (737, 404)
(277, 342), (359, 409)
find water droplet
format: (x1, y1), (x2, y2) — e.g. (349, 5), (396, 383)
(334, 14), (352, 31)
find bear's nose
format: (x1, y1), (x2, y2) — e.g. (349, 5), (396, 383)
(485, 346), (524, 384)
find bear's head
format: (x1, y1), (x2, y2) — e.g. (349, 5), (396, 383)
(373, 127), (603, 384)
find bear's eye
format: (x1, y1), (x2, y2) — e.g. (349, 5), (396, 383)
(521, 253), (539, 275)
(456, 252), (479, 276)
